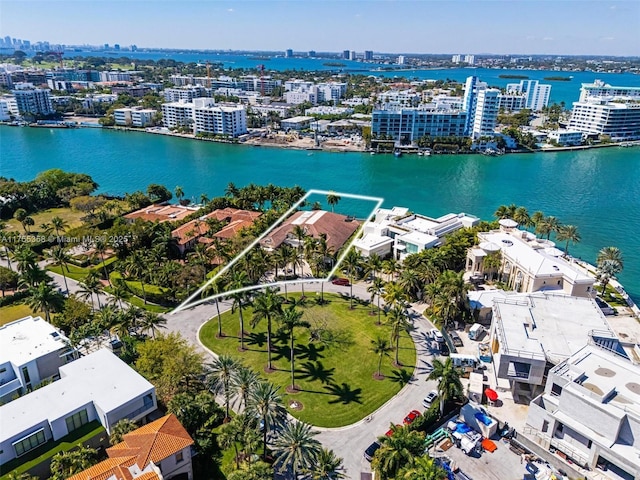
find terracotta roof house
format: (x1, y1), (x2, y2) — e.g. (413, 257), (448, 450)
(260, 210), (360, 252)
(68, 414), (194, 480)
(124, 204), (200, 224)
(171, 207), (261, 255)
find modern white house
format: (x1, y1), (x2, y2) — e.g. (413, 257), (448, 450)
(280, 115), (315, 130)
(0, 349), (157, 467)
(488, 292), (618, 403)
(0, 316), (76, 405)
(547, 129), (584, 146)
(466, 221), (595, 297)
(526, 344), (640, 479)
(353, 207), (479, 259)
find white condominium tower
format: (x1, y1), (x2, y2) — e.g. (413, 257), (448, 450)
(506, 80), (551, 111)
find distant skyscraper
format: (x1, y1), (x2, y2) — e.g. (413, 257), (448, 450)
(364, 50), (373, 61)
(114, 44), (120, 51)
(285, 49), (293, 58)
(308, 50), (316, 57)
(398, 55), (405, 65)
(452, 54), (461, 64)
(343, 50), (350, 60)
(349, 51), (357, 61)
(464, 54), (475, 65)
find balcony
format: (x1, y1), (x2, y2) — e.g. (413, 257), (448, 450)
(0, 377), (22, 398)
(124, 399), (155, 421)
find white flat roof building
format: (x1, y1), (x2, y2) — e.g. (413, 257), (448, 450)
(0, 316), (75, 404)
(0, 349), (156, 466)
(490, 292), (617, 402)
(527, 344), (640, 478)
(353, 207), (479, 259)
(467, 225), (595, 298)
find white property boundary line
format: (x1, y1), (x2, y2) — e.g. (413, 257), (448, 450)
(171, 189), (384, 314)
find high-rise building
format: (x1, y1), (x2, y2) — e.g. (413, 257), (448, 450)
(397, 55), (406, 65)
(11, 87), (54, 116)
(506, 80), (551, 111)
(161, 98), (247, 137)
(372, 107), (467, 142)
(343, 50), (350, 60)
(452, 54), (461, 64)
(471, 89), (500, 138)
(462, 76), (487, 135)
(464, 54), (475, 65)
(285, 49), (293, 58)
(568, 82), (640, 141)
(308, 50), (316, 58)
(364, 50), (374, 61)
(349, 51), (357, 61)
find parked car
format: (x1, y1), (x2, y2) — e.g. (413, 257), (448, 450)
(439, 342), (450, 356)
(403, 409), (421, 425)
(331, 277), (350, 286)
(422, 390), (438, 408)
(449, 330), (463, 347)
(385, 424), (401, 437)
(364, 441), (381, 461)
(430, 328), (444, 343)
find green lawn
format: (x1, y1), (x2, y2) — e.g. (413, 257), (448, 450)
(3, 207), (87, 234)
(200, 293), (416, 428)
(49, 256), (117, 282)
(0, 304), (44, 326)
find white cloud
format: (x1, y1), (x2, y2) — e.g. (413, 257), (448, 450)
(601, 36), (615, 41)
(543, 37), (554, 41)
(227, 8), (234, 13)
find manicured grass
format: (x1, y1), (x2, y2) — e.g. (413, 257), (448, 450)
(116, 291), (171, 313)
(0, 304), (44, 326)
(4, 207), (87, 234)
(200, 293), (416, 428)
(0, 421), (105, 478)
(601, 284), (629, 308)
(49, 256), (117, 282)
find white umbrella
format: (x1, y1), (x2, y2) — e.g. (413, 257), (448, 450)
(499, 218), (518, 228)
(479, 241), (501, 252)
(544, 247), (564, 257)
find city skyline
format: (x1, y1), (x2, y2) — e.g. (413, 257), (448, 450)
(1, 0), (639, 56)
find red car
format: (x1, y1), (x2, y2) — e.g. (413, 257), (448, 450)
(331, 277), (350, 286)
(385, 424), (401, 437)
(403, 410), (421, 425)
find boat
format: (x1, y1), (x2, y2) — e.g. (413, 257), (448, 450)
(370, 152), (376, 155)
(393, 150), (402, 158)
(417, 151), (423, 156)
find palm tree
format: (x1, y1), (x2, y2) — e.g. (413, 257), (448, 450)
(50, 216), (69, 241)
(306, 448), (346, 480)
(94, 238), (111, 286)
(125, 252), (148, 304)
(427, 357), (463, 417)
(597, 246), (624, 270)
(326, 193), (341, 212)
(382, 258), (401, 281)
(556, 224), (581, 255)
(252, 287), (284, 371)
(596, 247), (624, 295)
(27, 281), (63, 323)
(368, 277), (385, 325)
(398, 268), (422, 301)
(205, 278), (225, 337)
(229, 271), (250, 350)
(397, 455), (446, 479)
(217, 417), (243, 469)
(382, 281), (409, 310)
(531, 210), (545, 229)
(372, 427), (425, 480)
(364, 253), (383, 281)
(279, 305), (310, 390)
(371, 336), (392, 379)
(513, 206), (531, 229)
(109, 418), (137, 445)
(494, 204), (516, 220)
(246, 381), (287, 460)
(208, 354), (239, 420)
(109, 277), (129, 310)
(12, 244), (38, 275)
(47, 246), (71, 297)
(138, 311), (167, 339)
(49, 446), (97, 480)
(199, 193), (209, 205)
(387, 305), (410, 366)
(342, 248), (362, 309)
(174, 185), (184, 204)
(231, 366), (259, 411)
(77, 271), (103, 310)
(272, 421), (322, 479)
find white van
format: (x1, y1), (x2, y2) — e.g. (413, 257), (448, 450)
(468, 323), (485, 341)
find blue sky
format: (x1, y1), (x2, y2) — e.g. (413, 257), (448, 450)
(1, 0), (638, 55)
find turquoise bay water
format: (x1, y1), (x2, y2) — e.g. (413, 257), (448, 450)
(1, 126), (639, 303)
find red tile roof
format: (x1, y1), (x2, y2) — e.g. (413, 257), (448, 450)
(68, 415), (193, 480)
(260, 210), (360, 252)
(171, 208), (261, 245)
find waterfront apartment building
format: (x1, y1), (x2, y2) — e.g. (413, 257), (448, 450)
(498, 93), (527, 112)
(526, 344), (640, 478)
(164, 86), (207, 102)
(578, 79), (640, 102)
(11, 87), (54, 116)
(371, 107), (467, 142)
(364, 50), (374, 61)
(452, 54), (461, 64)
(471, 88), (500, 139)
(191, 98), (247, 137)
(379, 89), (421, 107)
(506, 80), (551, 111)
(464, 54), (475, 65)
(99, 71), (132, 82)
(113, 107), (157, 127)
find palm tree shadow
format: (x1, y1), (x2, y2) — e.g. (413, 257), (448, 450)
(296, 343), (325, 362)
(298, 361), (335, 385)
(389, 368), (414, 386)
(324, 382), (363, 405)
(246, 331), (267, 348)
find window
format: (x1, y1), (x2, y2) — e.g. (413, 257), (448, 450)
(551, 383), (563, 396)
(508, 361), (531, 379)
(65, 409), (89, 433)
(175, 451), (184, 463)
(542, 420), (549, 433)
(13, 429), (46, 456)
